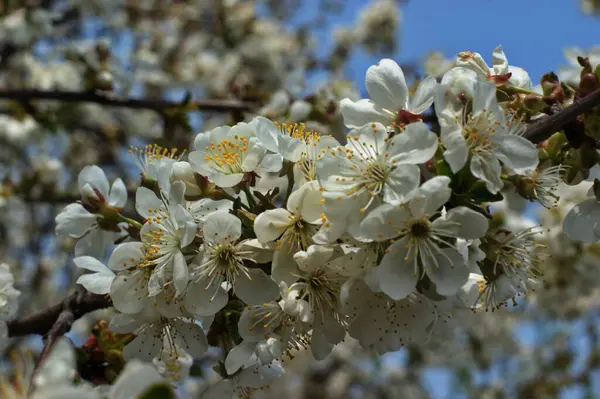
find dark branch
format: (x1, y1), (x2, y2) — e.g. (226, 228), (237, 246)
(7, 290), (112, 338)
(524, 88), (600, 143)
(0, 89), (256, 113)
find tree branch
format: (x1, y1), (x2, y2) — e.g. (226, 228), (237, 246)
(6, 290), (112, 338)
(524, 88), (600, 143)
(0, 89), (256, 113)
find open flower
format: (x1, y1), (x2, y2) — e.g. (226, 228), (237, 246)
(435, 78), (539, 194)
(129, 143), (184, 194)
(137, 181), (197, 297)
(291, 245), (346, 360)
(185, 212), (279, 316)
(55, 165), (128, 259)
(109, 308), (208, 363)
(253, 116), (340, 184)
(188, 120), (281, 188)
(341, 278), (452, 355)
(316, 121), (438, 239)
(456, 46), (533, 89)
(254, 181), (323, 284)
(340, 58), (437, 129)
(360, 176), (489, 300)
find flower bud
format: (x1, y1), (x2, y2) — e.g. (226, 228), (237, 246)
(170, 161), (202, 196)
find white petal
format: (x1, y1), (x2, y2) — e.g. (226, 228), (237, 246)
(378, 239), (418, 300)
(108, 242), (145, 271)
(388, 122), (438, 164)
(77, 273), (114, 295)
(492, 45), (509, 75)
(78, 165), (109, 199)
(110, 270), (148, 314)
(238, 363), (284, 388)
(241, 137), (266, 173)
(440, 125), (468, 173)
(299, 182), (324, 224)
(383, 164), (421, 205)
(294, 244), (334, 273)
(254, 208), (292, 243)
(311, 324), (334, 360)
(225, 341), (256, 375)
(55, 203), (96, 238)
(259, 153), (284, 172)
(168, 180), (187, 206)
(172, 319), (208, 359)
(135, 187), (164, 219)
(252, 116), (280, 153)
(209, 171), (245, 188)
(123, 327), (160, 362)
(271, 247), (300, 285)
(339, 98), (391, 129)
(444, 207), (489, 239)
(74, 228), (107, 259)
(203, 212), (242, 244)
(360, 203), (409, 241)
(470, 153), (503, 194)
(366, 58), (408, 111)
(108, 313), (144, 334)
(74, 256), (108, 273)
(423, 248), (469, 296)
(172, 251), (189, 296)
(234, 269), (279, 305)
(410, 76), (437, 114)
(184, 278), (228, 316)
(493, 134), (539, 174)
(108, 178), (128, 207)
(409, 176), (452, 216)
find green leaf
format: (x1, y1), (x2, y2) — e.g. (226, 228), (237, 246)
(139, 383), (177, 399)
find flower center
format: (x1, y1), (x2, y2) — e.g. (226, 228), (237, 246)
(129, 144), (183, 175)
(463, 126), (492, 153)
(274, 121), (320, 142)
(409, 219), (431, 238)
(203, 135), (249, 173)
(279, 215), (315, 251)
(302, 269), (341, 317)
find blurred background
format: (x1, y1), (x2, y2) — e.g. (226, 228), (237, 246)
(1, 0), (600, 398)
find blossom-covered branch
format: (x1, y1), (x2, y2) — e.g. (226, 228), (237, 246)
(0, 89), (256, 113)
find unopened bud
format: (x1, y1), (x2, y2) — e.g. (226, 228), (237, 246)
(80, 183), (104, 208)
(170, 161), (202, 196)
(579, 72), (599, 95)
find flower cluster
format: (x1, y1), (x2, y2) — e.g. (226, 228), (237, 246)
(51, 45), (598, 395)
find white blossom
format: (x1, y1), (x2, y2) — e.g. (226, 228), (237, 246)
(55, 165), (128, 259)
(435, 77), (539, 194)
(360, 176), (489, 300)
(340, 59), (436, 129)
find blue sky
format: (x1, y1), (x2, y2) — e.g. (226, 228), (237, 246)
(320, 0), (599, 88)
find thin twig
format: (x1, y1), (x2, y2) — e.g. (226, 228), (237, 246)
(523, 88), (600, 143)
(0, 89), (256, 113)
